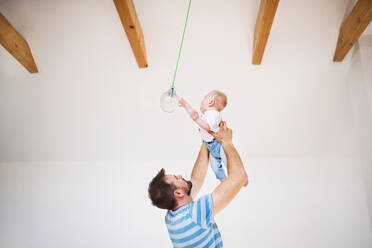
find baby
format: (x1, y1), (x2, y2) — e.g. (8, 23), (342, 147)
(179, 90), (229, 181)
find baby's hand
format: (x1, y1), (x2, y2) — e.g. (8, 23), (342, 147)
(178, 98), (187, 108)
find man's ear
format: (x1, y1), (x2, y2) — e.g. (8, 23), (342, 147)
(174, 189), (185, 199)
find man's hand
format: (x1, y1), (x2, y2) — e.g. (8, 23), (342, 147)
(207, 121), (232, 145)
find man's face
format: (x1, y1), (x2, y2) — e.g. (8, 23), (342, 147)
(164, 174), (193, 196)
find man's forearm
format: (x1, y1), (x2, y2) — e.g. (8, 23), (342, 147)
(190, 144), (209, 199)
(210, 123), (248, 216)
(211, 142), (247, 216)
(222, 143), (247, 183)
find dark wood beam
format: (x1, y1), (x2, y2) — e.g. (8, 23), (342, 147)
(0, 12), (38, 73)
(333, 0), (372, 62)
(113, 0), (148, 68)
(252, 0), (280, 65)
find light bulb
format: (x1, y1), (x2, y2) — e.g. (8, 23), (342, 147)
(160, 88), (179, 113)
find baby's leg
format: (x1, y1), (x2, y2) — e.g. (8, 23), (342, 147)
(220, 146), (227, 168)
(209, 154), (227, 180)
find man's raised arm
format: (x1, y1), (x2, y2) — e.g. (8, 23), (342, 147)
(189, 143), (209, 199)
(211, 122), (248, 216)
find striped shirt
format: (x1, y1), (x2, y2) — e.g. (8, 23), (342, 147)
(165, 194), (223, 248)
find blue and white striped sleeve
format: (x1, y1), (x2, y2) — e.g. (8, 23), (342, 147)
(191, 194), (214, 228)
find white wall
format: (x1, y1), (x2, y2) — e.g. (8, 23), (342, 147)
(1, 0), (372, 247)
(1, 158), (371, 248)
(347, 36), (372, 228)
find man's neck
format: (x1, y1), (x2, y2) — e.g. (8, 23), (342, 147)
(173, 196), (192, 210)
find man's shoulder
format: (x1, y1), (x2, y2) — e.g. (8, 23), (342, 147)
(165, 204), (191, 220)
(165, 194), (213, 220)
(191, 194), (215, 228)
(165, 194), (214, 229)
(193, 193), (213, 203)
(191, 194), (214, 216)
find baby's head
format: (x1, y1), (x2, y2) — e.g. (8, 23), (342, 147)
(200, 90), (227, 112)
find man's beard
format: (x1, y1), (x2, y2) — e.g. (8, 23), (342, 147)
(185, 180), (193, 196)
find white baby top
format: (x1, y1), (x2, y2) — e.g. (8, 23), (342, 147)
(199, 109), (222, 142)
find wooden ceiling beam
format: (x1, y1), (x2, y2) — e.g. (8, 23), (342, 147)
(113, 0), (148, 68)
(252, 0), (280, 65)
(333, 0), (372, 62)
(0, 12), (38, 73)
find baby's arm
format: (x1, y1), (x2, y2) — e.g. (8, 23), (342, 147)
(179, 98), (211, 131)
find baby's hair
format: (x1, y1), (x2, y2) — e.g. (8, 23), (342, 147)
(212, 90), (227, 111)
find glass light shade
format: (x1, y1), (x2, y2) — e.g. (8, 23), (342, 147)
(160, 88), (179, 113)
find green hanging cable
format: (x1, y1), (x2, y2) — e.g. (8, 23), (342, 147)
(171, 0), (192, 90)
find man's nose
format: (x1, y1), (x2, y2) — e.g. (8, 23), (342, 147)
(176, 175), (182, 180)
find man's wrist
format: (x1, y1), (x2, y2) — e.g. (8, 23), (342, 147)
(221, 141), (233, 148)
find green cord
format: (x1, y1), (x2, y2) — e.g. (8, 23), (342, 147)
(171, 0), (192, 90)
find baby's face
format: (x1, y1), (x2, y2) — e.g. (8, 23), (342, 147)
(200, 91), (216, 112)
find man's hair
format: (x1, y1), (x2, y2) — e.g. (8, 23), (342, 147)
(213, 90), (228, 111)
(148, 169), (177, 210)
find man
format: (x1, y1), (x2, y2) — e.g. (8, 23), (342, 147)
(148, 122), (248, 247)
